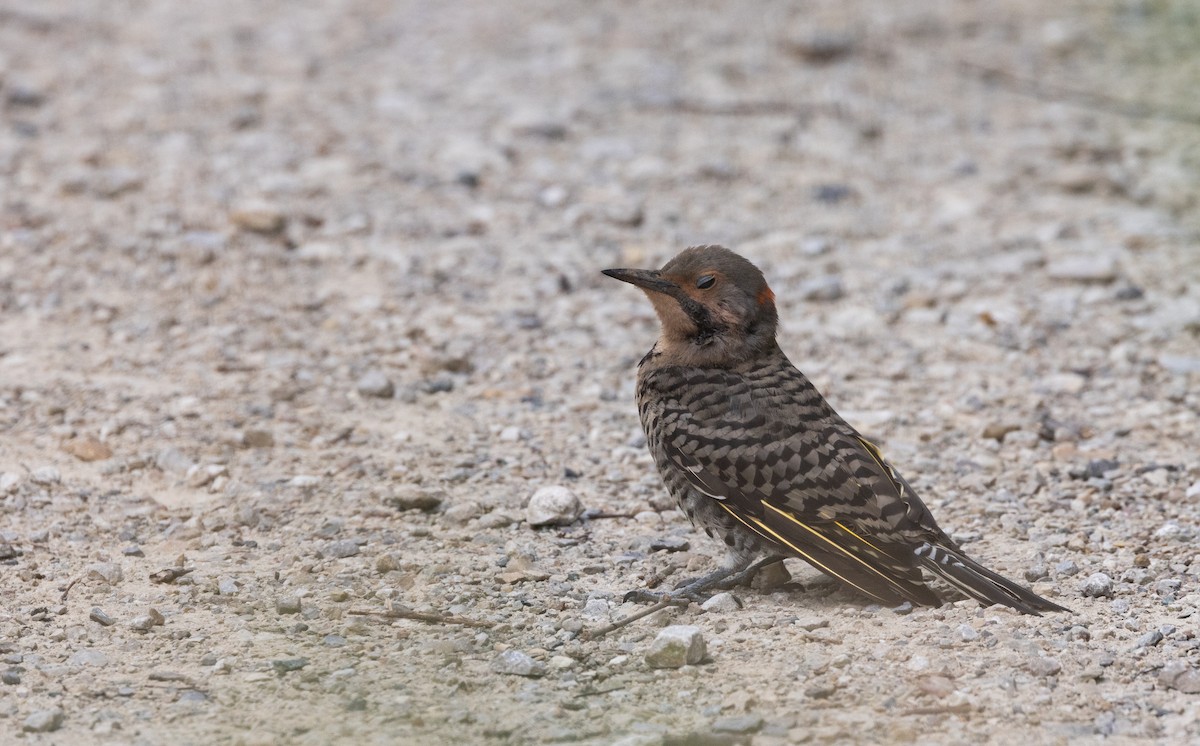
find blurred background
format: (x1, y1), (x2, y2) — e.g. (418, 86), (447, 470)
(1, 1), (1198, 743)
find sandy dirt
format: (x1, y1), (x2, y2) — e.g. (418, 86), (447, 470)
(2, 0), (1200, 744)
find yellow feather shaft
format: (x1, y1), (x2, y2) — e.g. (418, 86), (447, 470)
(715, 503), (893, 604)
(762, 503), (913, 597)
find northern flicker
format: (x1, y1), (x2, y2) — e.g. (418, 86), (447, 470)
(603, 245), (1067, 614)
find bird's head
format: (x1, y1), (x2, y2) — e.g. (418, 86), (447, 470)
(603, 245), (779, 365)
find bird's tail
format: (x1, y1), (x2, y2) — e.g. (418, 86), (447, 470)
(915, 542), (1070, 615)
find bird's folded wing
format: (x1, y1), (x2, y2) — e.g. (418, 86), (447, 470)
(660, 407), (943, 606)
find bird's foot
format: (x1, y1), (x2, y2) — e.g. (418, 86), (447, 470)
(622, 556), (785, 606)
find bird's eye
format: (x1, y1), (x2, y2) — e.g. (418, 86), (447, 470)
(696, 275), (716, 289)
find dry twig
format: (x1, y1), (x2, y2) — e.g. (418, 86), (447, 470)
(348, 606), (493, 629)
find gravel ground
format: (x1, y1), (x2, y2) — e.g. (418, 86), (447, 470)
(2, 1), (1199, 744)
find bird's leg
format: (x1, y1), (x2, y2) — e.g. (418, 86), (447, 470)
(624, 555), (783, 605)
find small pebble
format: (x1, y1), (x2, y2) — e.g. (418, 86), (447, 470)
(700, 592), (741, 613)
(1136, 630), (1163, 648)
(1159, 660), (1200, 693)
(31, 466), (62, 485)
(797, 275), (844, 302)
(1047, 255), (1118, 283)
(1027, 655), (1062, 677)
(356, 370), (394, 398)
(230, 200), (286, 233)
(129, 609), (164, 631)
(276, 596), (302, 615)
(649, 536), (690, 553)
(324, 540), (361, 559)
(89, 607), (116, 626)
(525, 485), (582, 527)
(645, 625), (706, 669)
(376, 553), (401, 572)
(244, 429), (275, 448)
(86, 562), (123, 585)
(272, 658), (310, 674)
(712, 715), (764, 734)
(69, 649), (108, 667)
(491, 650), (546, 678)
(386, 486), (445, 512)
(22, 707), (65, 733)
(1080, 572), (1113, 598)
(581, 598), (611, 620)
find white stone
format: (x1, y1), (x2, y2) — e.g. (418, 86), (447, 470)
(645, 625), (706, 668)
(525, 486), (581, 527)
(700, 592), (741, 613)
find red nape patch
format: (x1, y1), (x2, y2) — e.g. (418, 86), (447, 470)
(757, 285), (775, 306)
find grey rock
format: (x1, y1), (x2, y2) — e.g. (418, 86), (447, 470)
(797, 275), (845, 302)
(324, 540), (361, 559)
(155, 448), (195, 474)
(645, 625), (706, 668)
(23, 708), (65, 733)
(1054, 559), (1080, 577)
(1159, 355), (1200, 374)
(376, 553), (401, 572)
(356, 370), (394, 398)
(1047, 255), (1117, 283)
(1080, 572), (1114, 598)
(2, 669), (20, 685)
(491, 650), (546, 678)
(1156, 578), (1182, 596)
(787, 32), (857, 63)
(276, 596), (302, 615)
(86, 562), (123, 585)
(441, 501), (481, 524)
(218, 577), (241, 595)
(957, 624), (980, 642)
(525, 485), (581, 527)
(1135, 630), (1163, 648)
(649, 536), (690, 553)
(581, 598), (611, 620)
(89, 608), (116, 626)
(712, 715), (764, 734)
(31, 465), (61, 485)
(69, 649), (108, 667)
(791, 615), (829, 632)
(129, 609), (164, 631)
(243, 429), (275, 448)
(92, 167), (142, 198)
(1159, 660), (1200, 693)
(1027, 655), (1062, 677)
(386, 485), (445, 512)
(272, 658), (310, 674)
(323, 635), (347, 647)
(700, 592), (741, 613)
(0, 471), (20, 493)
(288, 474), (320, 490)
(230, 200), (286, 233)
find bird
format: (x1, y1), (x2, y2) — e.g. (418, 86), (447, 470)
(602, 245), (1067, 615)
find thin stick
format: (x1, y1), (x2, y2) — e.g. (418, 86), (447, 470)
(60, 575), (82, 601)
(347, 607), (493, 629)
(583, 599), (685, 641)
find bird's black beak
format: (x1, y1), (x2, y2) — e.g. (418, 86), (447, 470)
(601, 268), (679, 295)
